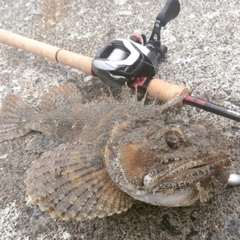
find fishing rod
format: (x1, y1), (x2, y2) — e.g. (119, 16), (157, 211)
(0, 0), (239, 121)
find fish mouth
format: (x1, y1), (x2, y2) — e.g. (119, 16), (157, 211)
(144, 151), (230, 190)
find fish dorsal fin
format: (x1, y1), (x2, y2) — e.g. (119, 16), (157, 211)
(39, 83), (84, 112)
(25, 141), (133, 221)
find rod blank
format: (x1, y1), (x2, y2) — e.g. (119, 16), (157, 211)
(184, 96), (240, 122)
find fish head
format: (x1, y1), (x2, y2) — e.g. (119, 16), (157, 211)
(104, 118), (230, 207)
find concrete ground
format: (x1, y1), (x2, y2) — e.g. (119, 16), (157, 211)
(0, 0), (239, 239)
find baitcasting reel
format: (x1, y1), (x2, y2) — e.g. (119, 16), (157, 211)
(92, 0), (180, 89)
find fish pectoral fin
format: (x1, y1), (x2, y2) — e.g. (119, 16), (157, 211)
(26, 134), (62, 154)
(39, 83), (84, 112)
(25, 142), (133, 221)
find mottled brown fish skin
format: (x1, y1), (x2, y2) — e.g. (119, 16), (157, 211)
(0, 83), (230, 221)
(105, 120), (230, 207)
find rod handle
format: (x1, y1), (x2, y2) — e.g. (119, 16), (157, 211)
(147, 78), (189, 107)
(0, 29), (93, 75)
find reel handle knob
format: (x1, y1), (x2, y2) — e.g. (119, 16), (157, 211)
(157, 0), (180, 27)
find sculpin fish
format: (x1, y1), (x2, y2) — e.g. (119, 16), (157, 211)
(0, 83), (230, 221)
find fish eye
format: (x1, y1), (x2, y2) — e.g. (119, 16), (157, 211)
(164, 130), (184, 149)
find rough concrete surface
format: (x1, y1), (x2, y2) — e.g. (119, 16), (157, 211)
(0, 0), (239, 239)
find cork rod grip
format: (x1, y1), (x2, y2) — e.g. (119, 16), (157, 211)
(0, 29), (92, 75)
(147, 78), (189, 107)
(0, 29), (188, 106)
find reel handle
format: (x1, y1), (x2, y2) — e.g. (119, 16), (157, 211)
(157, 0), (180, 27)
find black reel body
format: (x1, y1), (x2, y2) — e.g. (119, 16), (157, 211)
(92, 38), (158, 88)
(91, 0), (180, 88)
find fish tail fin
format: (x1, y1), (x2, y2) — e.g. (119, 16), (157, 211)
(0, 94), (35, 142)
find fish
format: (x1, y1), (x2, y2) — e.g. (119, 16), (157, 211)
(0, 83), (230, 221)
